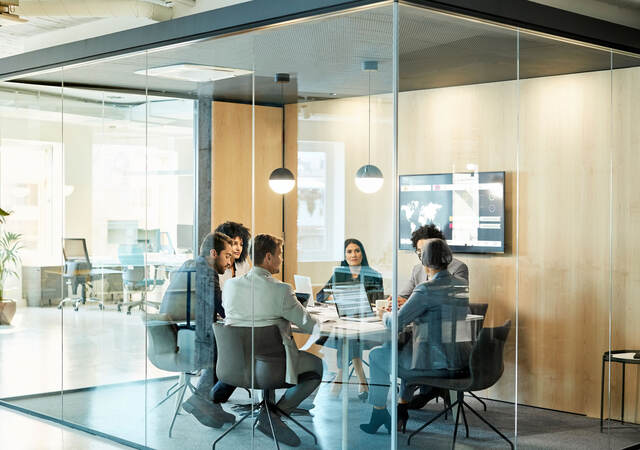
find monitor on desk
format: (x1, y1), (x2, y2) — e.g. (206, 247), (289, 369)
(107, 220), (138, 245)
(177, 224), (193, 251)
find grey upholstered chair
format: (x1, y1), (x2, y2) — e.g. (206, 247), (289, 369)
(146, 317), (197, 437)
(211, 323), (318, 450)
(405, 320), (513, 449)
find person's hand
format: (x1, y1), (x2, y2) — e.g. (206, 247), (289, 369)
(377, 307), (386, 319)
(398, 296), (408, 308)
(383, 295), (407, 311)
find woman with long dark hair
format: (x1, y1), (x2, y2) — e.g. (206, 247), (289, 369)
(317, 238), (384, 399)
(215, 221), (251, 288)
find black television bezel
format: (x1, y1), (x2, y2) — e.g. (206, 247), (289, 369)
(399, 171), (506, 255)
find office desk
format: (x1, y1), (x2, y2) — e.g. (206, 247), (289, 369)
(47, 267), (122, 310)
(295, 305), (483, 450)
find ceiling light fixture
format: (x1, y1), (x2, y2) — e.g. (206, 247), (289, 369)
(355, 60), (384, 194)
(136, 64), (252, 83)
(269, 73), (296, 194)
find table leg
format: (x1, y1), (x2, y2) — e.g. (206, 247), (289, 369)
(600, 357), (605, 432)
(342, 339), (349, 450)
(621, 362), (626, 425)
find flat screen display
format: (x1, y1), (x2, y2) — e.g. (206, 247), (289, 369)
(399, 171), (505, 254)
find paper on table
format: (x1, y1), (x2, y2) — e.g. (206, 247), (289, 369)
(299, 321), (322, 351)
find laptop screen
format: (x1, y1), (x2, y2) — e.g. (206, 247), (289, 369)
(333, 283), (375, 318)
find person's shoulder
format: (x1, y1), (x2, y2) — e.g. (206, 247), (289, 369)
(450, 257), (467, 270)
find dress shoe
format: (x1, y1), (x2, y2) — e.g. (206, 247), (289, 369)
(360, 407), (391, 435)
(182, 394), (223, 428)
(256, 408), (301, 447)
(406, 388), (446, 410)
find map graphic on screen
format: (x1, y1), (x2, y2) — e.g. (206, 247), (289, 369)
(399, 171), (505, 254)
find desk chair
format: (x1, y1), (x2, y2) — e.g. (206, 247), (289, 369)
(212, 324), (318, 450)
(405, 320), (513, 449)
(117, 244), (163, 314)
(146, 317), (197, 437)
(57, 238), (104, 311)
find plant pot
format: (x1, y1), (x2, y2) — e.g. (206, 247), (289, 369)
(0, 299), (16, 325)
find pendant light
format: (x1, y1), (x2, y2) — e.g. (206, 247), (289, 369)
(269, 73), (296, 194)
(355, 60), (384, 194)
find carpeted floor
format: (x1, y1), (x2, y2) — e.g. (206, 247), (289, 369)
(2, 377), (639, 450)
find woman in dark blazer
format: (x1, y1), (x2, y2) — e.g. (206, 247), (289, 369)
(317, 238), (384, 399)
(360, 238), (471, 434)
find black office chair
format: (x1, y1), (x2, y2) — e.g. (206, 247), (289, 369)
(466, 302), (489, 411)
(405, 320), (513, 449)
(212, 324), (318, 450)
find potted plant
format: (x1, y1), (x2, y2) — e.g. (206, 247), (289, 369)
(0, 207), (22, 325)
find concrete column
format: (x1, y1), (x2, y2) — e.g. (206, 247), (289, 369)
(195, 84), (213, 251)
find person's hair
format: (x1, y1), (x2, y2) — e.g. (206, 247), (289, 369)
(340, 238), (370, 267)
(250, 234), (283, 265)
(214, 221), (251, 263)
(199, 232), (232, 257)
(410, 223), (445, 250)
(421, 238), (452, 270)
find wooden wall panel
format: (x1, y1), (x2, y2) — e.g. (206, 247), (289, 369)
(211, 101), (295, 282)
(287, 66), (640, 420)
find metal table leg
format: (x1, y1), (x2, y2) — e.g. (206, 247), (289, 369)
(342, 338), (349, 450)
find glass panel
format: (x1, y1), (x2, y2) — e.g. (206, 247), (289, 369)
(251, 5), (394, 449)
(517, 31), (612, 447)
(398, 5), (517, 448)
(609, 50), (640, 448)
(0, 73), (65, 421)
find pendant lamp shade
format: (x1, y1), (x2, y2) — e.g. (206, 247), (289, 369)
(269, 167), (295, 194)
(355, 164), (384, 193)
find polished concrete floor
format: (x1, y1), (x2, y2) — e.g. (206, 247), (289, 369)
(0, 406), (128, 450)
(1, 307), (639, 449)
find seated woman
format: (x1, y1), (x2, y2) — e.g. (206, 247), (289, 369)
(316, 238), (384, 399)
(215, 221), (251, 289)
(360, 238), (471, 434)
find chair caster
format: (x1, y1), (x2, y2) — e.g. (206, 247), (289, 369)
(74, 306), (79, 312)
(117, 304), (122, 312)
(98, 304), (104, 311)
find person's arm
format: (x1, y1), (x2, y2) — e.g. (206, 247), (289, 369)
(281, 284), (317, 334)
(383, 284), (429, 329)
(315, 273), (334, 303)
(451, 260), (469, 282)
(213, 274), (225, 319)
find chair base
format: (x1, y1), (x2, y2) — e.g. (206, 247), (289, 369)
(408, 392), (513, 449)
(58, 296), (104, 311)
(165, 373), (196, 438)
(212, 396), (317, 450)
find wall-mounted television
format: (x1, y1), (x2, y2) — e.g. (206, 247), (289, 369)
(399, 171), (505, 254)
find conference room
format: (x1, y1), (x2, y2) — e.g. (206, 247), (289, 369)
(0, 2), (639, 449)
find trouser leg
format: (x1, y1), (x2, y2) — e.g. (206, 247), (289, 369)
(195, 368), (215, 398)
(368, 346), (392, 407)
(211, 381), (236, 403)
(276, 351), (323, 414)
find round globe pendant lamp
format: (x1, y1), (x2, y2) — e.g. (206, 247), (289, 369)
(269, 72), (296, 194)
(355, 60), (383, 194)
(269, 167), (295, 194)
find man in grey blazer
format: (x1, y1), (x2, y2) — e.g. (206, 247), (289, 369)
(398, 224), (469, 409)
(214, 233), (323, 447)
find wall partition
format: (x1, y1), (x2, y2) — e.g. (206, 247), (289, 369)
(1, 2), (640, 450)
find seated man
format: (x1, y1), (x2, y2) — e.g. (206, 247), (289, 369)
(159, 232), (235, 428)
(213, 233), (323, 447)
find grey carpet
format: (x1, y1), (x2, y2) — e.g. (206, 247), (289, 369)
(3, 378), (639, 449)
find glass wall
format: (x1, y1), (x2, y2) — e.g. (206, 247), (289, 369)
(1, 3), (640, 450)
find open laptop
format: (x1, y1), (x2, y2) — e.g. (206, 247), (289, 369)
(294, 274), (314, 306)
(332, 283), (380, 322)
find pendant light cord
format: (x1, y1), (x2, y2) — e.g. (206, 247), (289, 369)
(368, 70), (371, 165)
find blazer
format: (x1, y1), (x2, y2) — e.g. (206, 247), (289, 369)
(399, 257), (468, 298)
(316, 265), (384, 304)
(222, 266), (317, 384)
(384, 271), (471, 373)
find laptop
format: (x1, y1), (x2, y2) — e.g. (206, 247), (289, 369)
(294, 274), (314, 306)
(332, 283), (380, 322)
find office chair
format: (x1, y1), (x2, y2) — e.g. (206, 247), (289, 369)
(212, 324), (318, 450)
(146, 316), (197, 437)
(57, 238), (104, 311)
(117, 244), (163, 314)
(405, 320), (513, 449)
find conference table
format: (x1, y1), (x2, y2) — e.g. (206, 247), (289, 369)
(295, 304), (484, 450)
